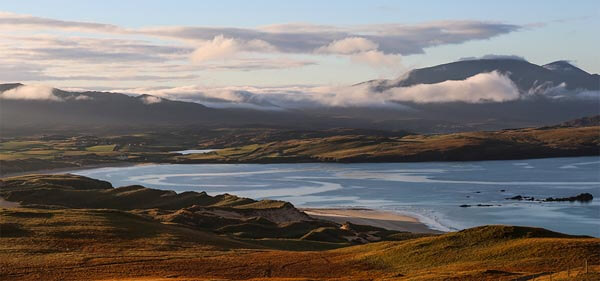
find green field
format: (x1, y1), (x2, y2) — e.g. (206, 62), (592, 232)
(85, 144), (117, 152)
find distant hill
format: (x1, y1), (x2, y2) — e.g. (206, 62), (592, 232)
(0, 83), (329, 131)
(362, 58), (599, 92)
(344, 58), (600, 132)
(554, 115), (600, 128)
(173, 125), (600, 163)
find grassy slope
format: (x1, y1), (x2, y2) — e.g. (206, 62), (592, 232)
(341, 225), (600, 280)
(177, 126), (600, 163)
(1, 210), (598, 281)
(0, 175), (599, 280)
(0, 174), (408, 251)
(1, 125), (598, 175)
(0, 174), (287, 210)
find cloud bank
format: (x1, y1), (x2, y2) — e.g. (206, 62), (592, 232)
(5, 71), (595, 109)
(0, 11), (524, 85)
(118, 71), (522, 109)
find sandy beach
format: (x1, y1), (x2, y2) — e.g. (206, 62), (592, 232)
(302, 208), (442, 234)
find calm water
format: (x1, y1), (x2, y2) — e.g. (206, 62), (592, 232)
(71, 156), (600, 236)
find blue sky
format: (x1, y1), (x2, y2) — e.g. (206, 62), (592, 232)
(1, 0), (598, 89)
(4, 0), (597, 26)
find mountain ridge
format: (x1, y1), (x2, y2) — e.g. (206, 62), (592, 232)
(363, 58), (599, 92)
(2, 58), (599, 134)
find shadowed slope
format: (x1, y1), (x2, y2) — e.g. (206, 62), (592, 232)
(0, 174), (289, 210)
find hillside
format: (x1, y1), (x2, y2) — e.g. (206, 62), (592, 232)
(2, 58), (599, 134)
(364, 58), (599, 92)
(176, 125), (600, 163)
(553, 115), (600, 128)
(0, 83), (338, 133)
(1, 123), (598, 175)
(0, 174), (409, 246)
(0, 174), (598, 280)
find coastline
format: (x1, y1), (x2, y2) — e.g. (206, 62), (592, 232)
(3, 155), (599, 178)
(0, 162), (144, 178)
(301, 208), (443, 234)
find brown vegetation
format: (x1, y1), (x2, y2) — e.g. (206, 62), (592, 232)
(1, 174), (599, 280)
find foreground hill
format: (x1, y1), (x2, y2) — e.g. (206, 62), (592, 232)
(0, 175), (598, 280)
(0, 174), (412, 245)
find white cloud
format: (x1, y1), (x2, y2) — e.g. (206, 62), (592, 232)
(525, 81), (600, 100)
(115, 71), (521, 109)
(74, 95), (93, 100)
(140, 95), (162, 104)
(191, 35), (276, 62)
(120, 85), (282, 110)
(306, 72), (519, 106)
(315, 38), (402, 68)
(315, 37), (377, 54)
(191, 35), (239, 62)
(382, 71), (520, 103)
(0, 12), (527, 84)
(0, 85), (62, 101)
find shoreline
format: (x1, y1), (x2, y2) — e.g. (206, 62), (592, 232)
(301, 208), (443, 234)
(0, 162), (144, 178)
(3, 155), (598, 178)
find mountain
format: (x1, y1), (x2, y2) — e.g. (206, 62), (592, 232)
(343, 58), (599, 131)
(0, 83), (363, 134)
(363, 58), (599, 92)
(543, 60), (593, 76)
(1, 58), (598, 135)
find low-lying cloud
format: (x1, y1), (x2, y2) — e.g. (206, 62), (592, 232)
(526, 81), (600, 100)
(140, 95), (162, 104)
(119, 71), (522, 109)
(0, 85), (62, 101)
(383, 71), (520, 103)
(8, 71), (594, 108)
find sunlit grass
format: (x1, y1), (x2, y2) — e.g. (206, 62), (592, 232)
(85, 144), (117, 152)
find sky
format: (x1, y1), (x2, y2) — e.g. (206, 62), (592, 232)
(1, 0), (599, 90)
